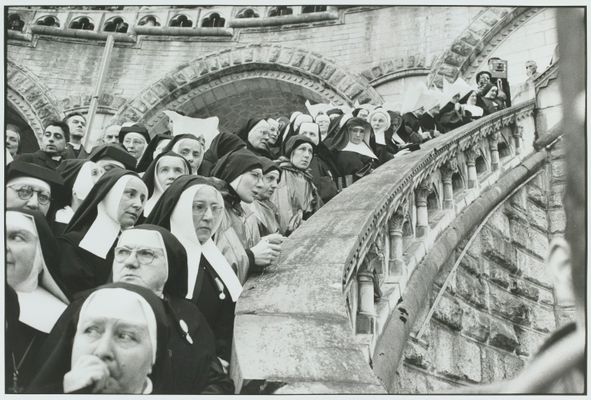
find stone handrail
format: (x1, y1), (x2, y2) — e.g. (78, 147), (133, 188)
(231, 99), (538, 394)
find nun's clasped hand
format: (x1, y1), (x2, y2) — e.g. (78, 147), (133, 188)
(63, 354), (110, 393)
(251, 233), (284, 266)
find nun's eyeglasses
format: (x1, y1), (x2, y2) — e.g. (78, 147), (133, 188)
(114, 246), (164, 264)
(7, 185), (51, 205)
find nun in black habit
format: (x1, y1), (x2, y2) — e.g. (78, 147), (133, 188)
(87, 143), (137, 172)
(57, 168), (148, 298)
(160, 133), (205, 175)
(144, 176), (242, 362)
(110, 224), (234, 393)
(28, 283), (171, 394)
(5, 209), (70, 393)
(236, 118), (275, 159)
(135, 133), (173, 173)
(198, 131), (247, 176)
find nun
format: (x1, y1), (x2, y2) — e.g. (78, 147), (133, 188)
(199, 132), (246, 177)
(251, 158), (282, 237)
(110, 225), (234, 393)
(295, 122), (339, 202)
(88, 143), (137, 172)
(438, 78), (474, 133)
(161, 134), (205, 175)
(368, 107), (396, 163)
(136, 133), (173, 173)
(211, 149), (285, 281)
(58, 169), (148, 298)
(280, 113), (314, 155)
(145, 176), (242, 362)
(141, 151), (191, 218)
(236, 118), (274, 159)
(54, 159), (104, 234)
(6, 209), (69, 393)
(28, 283), (170, 393)
(314, 113), (331, 142)
(119, 124), (150, 167)
(323, 117), (378, 189)
(460, 90), (484, 122)
(479, 83), (506, 115)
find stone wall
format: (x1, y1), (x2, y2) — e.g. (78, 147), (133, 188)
(392, 143), (568, 393)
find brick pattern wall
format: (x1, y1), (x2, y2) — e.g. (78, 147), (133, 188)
(393, 151), (568, 393)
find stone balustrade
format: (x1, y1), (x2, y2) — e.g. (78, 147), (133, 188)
(232, 99), (543, 394)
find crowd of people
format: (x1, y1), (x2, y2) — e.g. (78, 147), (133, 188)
(5, 65), (513, 393)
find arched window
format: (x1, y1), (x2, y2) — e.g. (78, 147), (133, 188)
(268, 6), (293, 17)
(103, 16), (128, 33)
(235, 8), (259, 19)
(137, 15), (161, 27)
(201, 13), (225, 28)
(8, 14), (25, 32)
(36, 15), (60, 27)
(302, 6), (327, 13)
(69, 16), (95, 31)
(169, 14), (193, 28)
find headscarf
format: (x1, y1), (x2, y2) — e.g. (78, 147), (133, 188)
(144, 176), (243, 302)
(88, 143), (137, 171)
(284, 135), (317, 158)
(141, 151), (191, 217)
(368, 107), (391, 145)
(136, 133), (173, 173)
(6, 161), (66, 214)
(260, 156), (282, 182)
(63, 169), (146, 259)
(210, 148), (263, 186)
(236, 118), (273, 158)
(28, 282), (171, 394)
(119, 124), (150, 144)
(199, 132), (246, 176)
(7, 209), (69, 333)
(280, 114), (313, 155)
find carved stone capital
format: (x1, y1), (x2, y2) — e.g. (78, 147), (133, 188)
(465, 146), (480, 164)
(441, 159), (459, 181)
(415, 177), (433, 203)
(489, 131), (499, 151)
(389, 213), (405, 233)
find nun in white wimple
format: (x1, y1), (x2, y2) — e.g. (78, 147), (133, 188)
(58, 169), (148, 298)
(144, 175), (242, 362)
(6, 209), (69, 393)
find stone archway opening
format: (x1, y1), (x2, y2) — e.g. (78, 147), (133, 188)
(154, 75), (329, 134)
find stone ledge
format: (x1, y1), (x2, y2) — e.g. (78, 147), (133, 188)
(228, 11), (339, 28)
(30, 25), (136, 42)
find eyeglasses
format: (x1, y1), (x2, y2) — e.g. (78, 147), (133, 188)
(7, 185), (51, 205)
(114, 246), (164, 265)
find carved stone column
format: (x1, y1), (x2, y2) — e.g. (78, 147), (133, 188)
(357, 267), (376, 334)
(415, 178), (432, 237)
(441, 159), (458, 209)
(388, 212), (405, 281)
(513, 124), (523, 155)
(489, 132), (500, 170)
(466, 147), (479, 189)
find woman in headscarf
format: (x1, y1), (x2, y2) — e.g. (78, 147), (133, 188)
(479, 83), (506, 115)
(141, 151), (191, 218)
(109, 225), (234, 393)
(5, 209), (69, 393)
(198, 132), (246, 177)
(459, 90), (484, 122)
(279, 113), (314, 155)
(53, 159), (104, 235)
(273, 135), (323, 235)
(28, 283), (170, 394)
(251, 158), (282, 237)
(295, 122), (339, 202)
(144, 176), (242, 362)
(236, 118), (275, 159)
(161, 134), (205, 175)
(135, 133), (173, 173)
(323, 117), (378, 189)
(211, 149), (285, 282)
(58, 169), (148, 298)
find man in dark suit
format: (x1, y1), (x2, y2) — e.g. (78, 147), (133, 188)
(63, 112), (89, 158)
(15, 121), (73, 169)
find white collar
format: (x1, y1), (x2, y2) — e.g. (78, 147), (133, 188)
(17, 287), (67, 333)
(341, 142), (377, 159)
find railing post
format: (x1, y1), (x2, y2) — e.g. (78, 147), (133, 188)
(357, 268), (376, 334)
(466, 147), (479, 189)
(489, 132), (500, 170)
(388, 212), (405, 283)
(513, 124), (524, 155)
(415, 178), (432, 238)
(441, 159), (458, 209)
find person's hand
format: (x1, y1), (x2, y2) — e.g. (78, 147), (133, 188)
(454, 102), (462, 112)
(63, 355), (110, 393)
(287, 210), (304, 234)
(251, 235), (283, 266)
(432, 130), (441, 138)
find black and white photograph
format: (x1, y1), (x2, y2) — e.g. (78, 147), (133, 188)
(3, 2), (586, 395)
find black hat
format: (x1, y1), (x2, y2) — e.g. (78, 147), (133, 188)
(88, 143), (137, 171)
(119, 124), (150, 144)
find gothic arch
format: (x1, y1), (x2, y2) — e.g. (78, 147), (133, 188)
(428, 7), (544, 87)
(113, 44), (382, 131)
(7, 60), (63, 138)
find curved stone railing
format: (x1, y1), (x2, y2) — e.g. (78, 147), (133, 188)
(231, 99), (542, 394)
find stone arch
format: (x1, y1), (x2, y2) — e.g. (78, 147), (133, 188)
(6, 60), (63, 139)
(428, 7), (544, 88)
(360, 54), (432, 87)
(113, 44), (382, 132)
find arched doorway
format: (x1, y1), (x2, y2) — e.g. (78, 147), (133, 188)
(113, 44), (382, 135)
